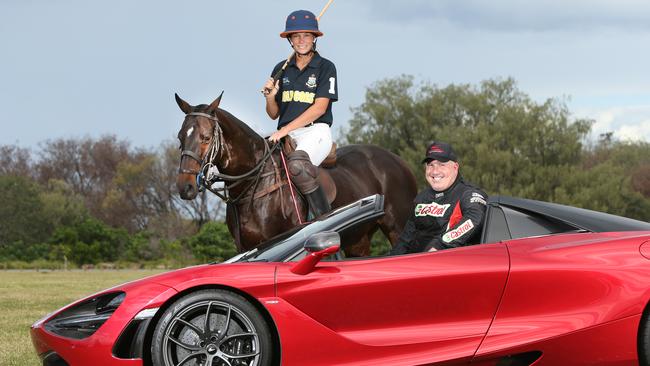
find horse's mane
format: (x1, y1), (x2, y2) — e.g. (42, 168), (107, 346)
(194, 105), (262, 140)
(222, 109), (264, 138)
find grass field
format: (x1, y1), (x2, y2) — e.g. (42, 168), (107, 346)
(0, 270), (164, 366)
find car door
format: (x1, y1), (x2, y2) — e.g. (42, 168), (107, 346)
(275, 243), (509, 364)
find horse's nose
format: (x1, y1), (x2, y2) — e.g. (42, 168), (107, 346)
(181, 183), (197, 200)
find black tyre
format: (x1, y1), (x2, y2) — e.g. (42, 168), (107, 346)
(151, 289), (273, 366)
(641, 308), (650, 366)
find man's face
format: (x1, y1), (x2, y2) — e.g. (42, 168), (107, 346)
(289, 32), (315, 55)
(425, 160), (459, 191)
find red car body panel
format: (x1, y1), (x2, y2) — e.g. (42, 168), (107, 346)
(30, 231), (650, 365)
(273, 244), (509, 365)
(478, 232), (650, 358)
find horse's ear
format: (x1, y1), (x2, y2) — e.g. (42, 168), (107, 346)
(175, 93), (193, 114)
(207, 91), (224, 114)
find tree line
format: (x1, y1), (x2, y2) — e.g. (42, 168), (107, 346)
(344, 76), (650, 221)
(0, 138), (235, 268)
(1, 77), (648, 268)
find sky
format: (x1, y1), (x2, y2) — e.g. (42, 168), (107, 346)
(2, 0), (650, 152)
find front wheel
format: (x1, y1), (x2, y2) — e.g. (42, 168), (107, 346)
(641, 308), (650, 366)
(151, 289), (274, 366)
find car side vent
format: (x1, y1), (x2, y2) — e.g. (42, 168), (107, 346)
(496, 351), (543, 366)
(641, 241), (650, 260)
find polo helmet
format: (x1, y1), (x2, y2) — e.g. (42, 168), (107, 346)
(280, 10), (323, 38)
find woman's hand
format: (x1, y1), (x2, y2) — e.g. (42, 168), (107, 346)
(268, 127), (289, 143)
(262, 78), (280, 97)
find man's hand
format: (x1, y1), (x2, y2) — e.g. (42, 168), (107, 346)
(262, 78), (280, 97)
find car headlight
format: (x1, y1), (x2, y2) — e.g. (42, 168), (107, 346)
(44, 292), (125, 339)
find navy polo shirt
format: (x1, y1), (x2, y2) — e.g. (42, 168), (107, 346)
(270, 52), (338, 129)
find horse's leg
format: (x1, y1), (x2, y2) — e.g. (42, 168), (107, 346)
(340, 223), (378, 257)
(225, 204), (245, 253)
(377, 205), (406, 245)
(378, 220), (400, 245)
(344, 235), (372, 257)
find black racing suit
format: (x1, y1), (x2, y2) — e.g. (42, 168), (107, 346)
(390, 177), (488, 255)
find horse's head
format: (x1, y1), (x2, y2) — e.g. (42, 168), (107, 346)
(175, 92), (223, 200)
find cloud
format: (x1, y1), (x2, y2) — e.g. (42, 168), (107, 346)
(367, 0), (650, 32)
(583, 105), (650, 142)
(616, 119), (650, 142)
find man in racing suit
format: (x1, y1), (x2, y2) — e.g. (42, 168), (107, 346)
(390, 141), (488, 255)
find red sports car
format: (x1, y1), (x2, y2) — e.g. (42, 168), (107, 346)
(31, 194), (650, 366)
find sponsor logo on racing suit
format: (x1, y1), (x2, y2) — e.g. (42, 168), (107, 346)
(442, 219), (475, 243)
(415, 202), (450, 217)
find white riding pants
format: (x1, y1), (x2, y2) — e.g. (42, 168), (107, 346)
(288, 123), (333, 166)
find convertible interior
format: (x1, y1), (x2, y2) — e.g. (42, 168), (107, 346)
(327, 195), (647, 260)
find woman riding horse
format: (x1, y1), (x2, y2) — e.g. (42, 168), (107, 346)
(262, 9), (337, 218)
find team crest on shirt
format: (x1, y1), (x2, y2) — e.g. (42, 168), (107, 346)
(306, 74), (317, 89)
(282, 77), (290, 85)
(415, 202), (450, 217)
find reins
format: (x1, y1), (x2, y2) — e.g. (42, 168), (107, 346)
(204, 141), (282, 205)
(179, 111), (284, 206)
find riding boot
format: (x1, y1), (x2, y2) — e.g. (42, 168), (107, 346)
(287, 150), (332, 219)
(305, 185), (331, 218)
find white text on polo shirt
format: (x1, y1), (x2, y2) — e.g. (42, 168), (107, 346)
(442, 219), (474, 243)
(415, 202), (450, 217)
(282, 90), (315, 104)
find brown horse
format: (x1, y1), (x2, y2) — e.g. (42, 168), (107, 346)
(175, 93), (417, 255)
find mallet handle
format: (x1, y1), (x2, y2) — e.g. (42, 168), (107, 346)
(317, 0), (334, 20)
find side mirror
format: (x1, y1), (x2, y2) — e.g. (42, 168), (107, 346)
(291, 231), (340, 275)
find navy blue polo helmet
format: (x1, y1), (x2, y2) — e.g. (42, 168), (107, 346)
(280, 10), (323, 38)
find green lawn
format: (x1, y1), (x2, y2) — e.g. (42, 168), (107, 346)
(0, 270), (163, 366)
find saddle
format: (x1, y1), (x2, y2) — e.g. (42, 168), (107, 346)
(283, 136), (337, 205)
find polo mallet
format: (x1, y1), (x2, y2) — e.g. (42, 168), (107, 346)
(262, 0), (334, 95)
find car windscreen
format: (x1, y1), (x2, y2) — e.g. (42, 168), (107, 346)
(232, 196), (382, 262)
(240, 219), (338, 262)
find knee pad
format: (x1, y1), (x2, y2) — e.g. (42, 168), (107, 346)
(287, 150), (319, 194)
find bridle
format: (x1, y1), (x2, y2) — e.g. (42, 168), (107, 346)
(178, 111), (281, 204)
(179, 112), (223, 176)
